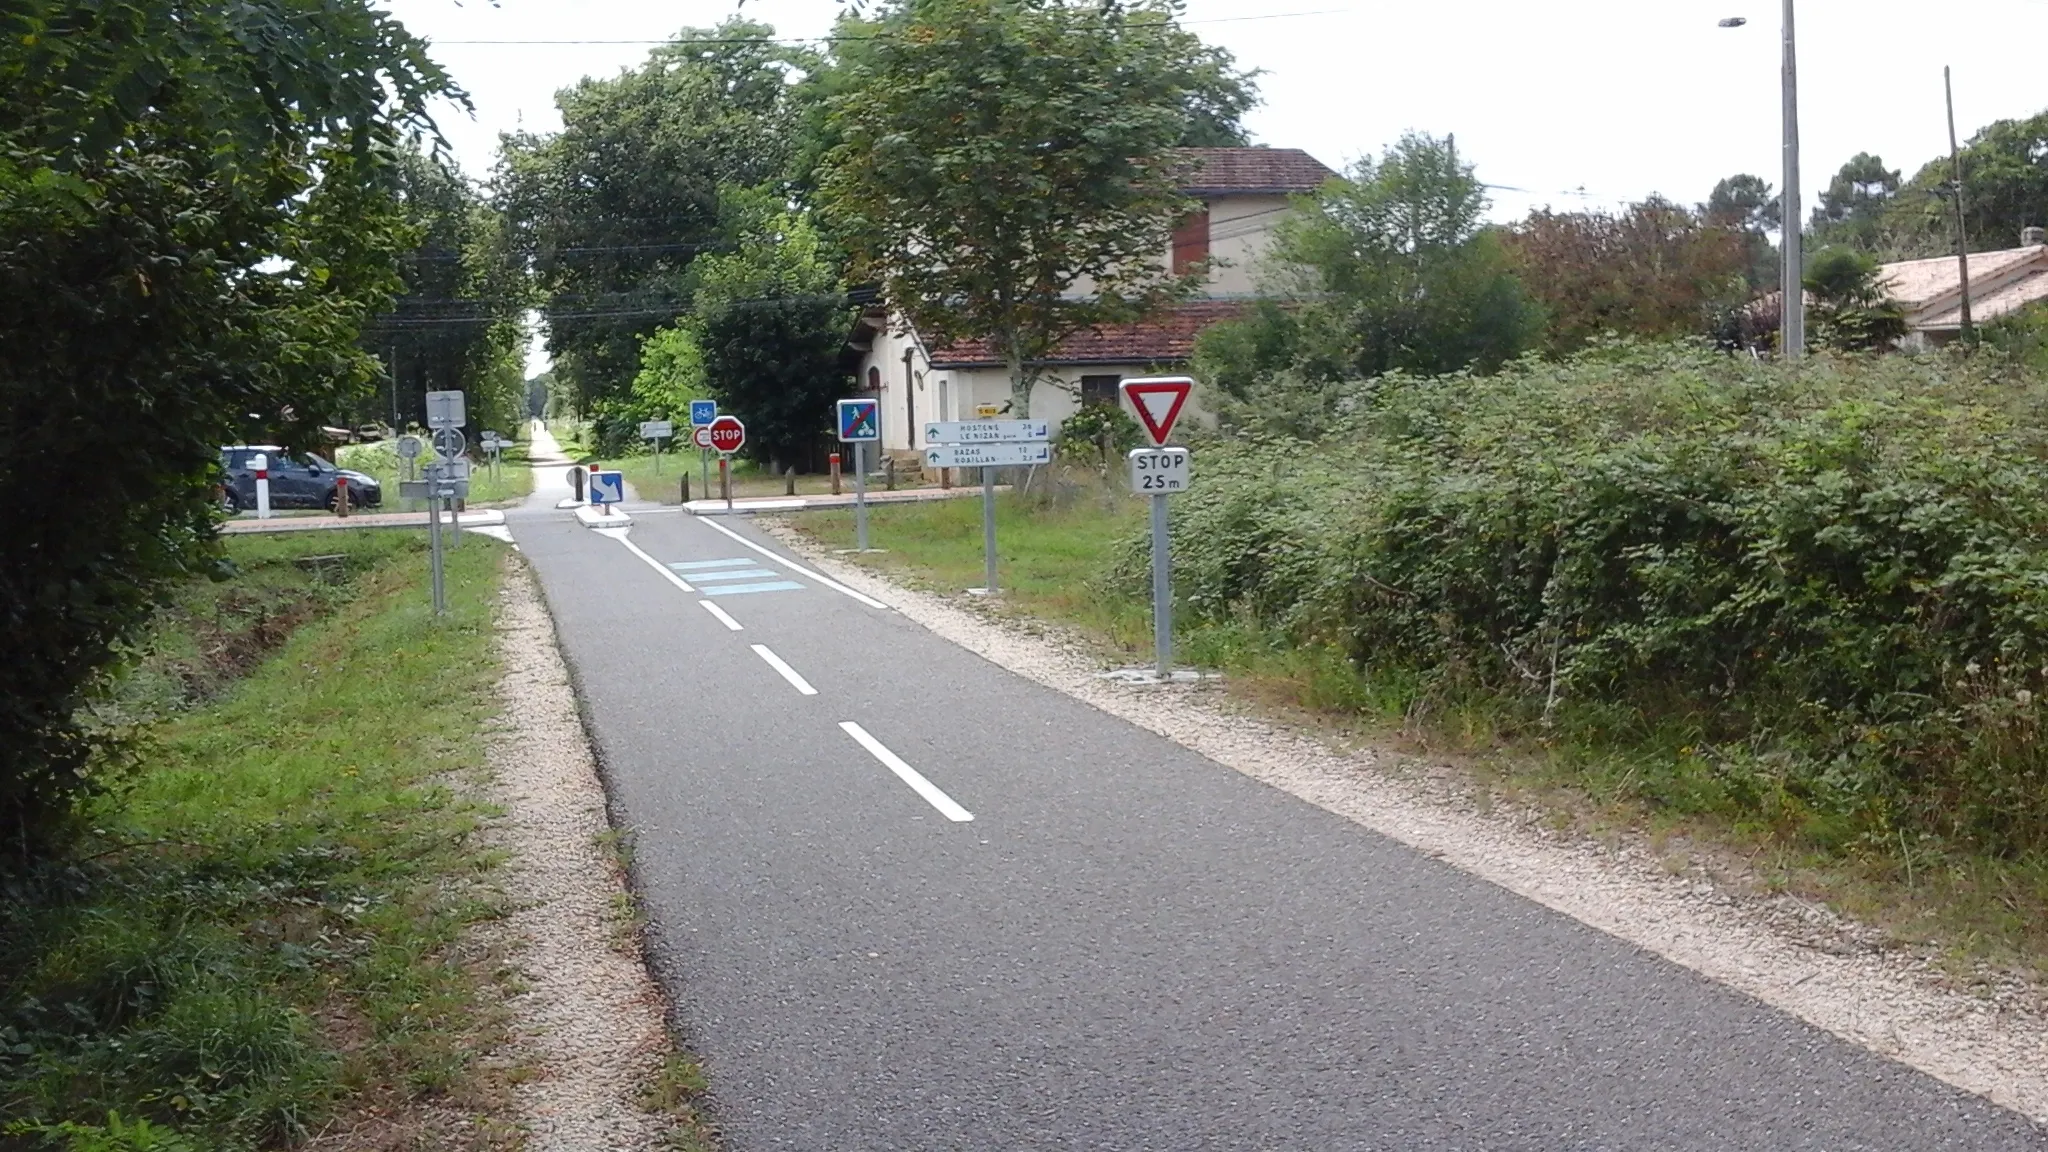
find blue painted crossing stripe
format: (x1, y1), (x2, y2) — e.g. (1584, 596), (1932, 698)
(689, 568), (781, 583)
(669, 558), (757, 571)
(701, 580), (806, 597)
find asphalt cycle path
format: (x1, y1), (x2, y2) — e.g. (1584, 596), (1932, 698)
(510, 503), (2046, 1151)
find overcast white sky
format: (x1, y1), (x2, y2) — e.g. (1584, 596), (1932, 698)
(380, 0), (2048, 371)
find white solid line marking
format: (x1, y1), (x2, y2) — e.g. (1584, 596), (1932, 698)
(699, 600), (744, 631)
(751, 644), (817, 696)
(608, 531), (696, 592)
(696, 517), (889, 610)
(839, 722), (974, 823)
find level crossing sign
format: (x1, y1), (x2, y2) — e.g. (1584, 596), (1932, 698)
(837, 398), (880, 442)
(1120, 376), (1195, 445)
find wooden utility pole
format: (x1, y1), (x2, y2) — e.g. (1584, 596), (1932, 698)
(1946, 65), (1975, 343)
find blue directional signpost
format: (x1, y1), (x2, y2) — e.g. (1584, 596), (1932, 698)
(690, 400), (717, 500)
(837, 398), (882, 552)
(588, 469), (625, 518)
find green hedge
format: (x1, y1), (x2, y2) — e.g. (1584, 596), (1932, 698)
(1137, 344), (2048, 852)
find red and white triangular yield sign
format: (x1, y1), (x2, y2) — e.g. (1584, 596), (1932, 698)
(1120, 376), (1194, 446)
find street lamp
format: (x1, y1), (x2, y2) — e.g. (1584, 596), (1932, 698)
(1723, 3), (1803, 359)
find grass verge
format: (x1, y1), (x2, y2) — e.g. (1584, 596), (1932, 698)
(2, 529), (520, 1150)
(338, 439), (533, 507)
(785, 477), (2048, 979)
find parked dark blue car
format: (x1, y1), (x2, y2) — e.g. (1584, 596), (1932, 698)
(219, 445), (381, 512)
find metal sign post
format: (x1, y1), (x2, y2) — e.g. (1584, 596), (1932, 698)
(922, 419), (1051, 594)
(708, 414), (745, 514)
(690, 401), (717, 499)
(640, 420), (673, 474)
(1130, 447), (1191, 677)
(424, 460), (447, 616)
(982, 465), (999, 593)
(836, 398), (881, 552)
(1121, 378), (1197, 679)
(396, 435), (422, 511)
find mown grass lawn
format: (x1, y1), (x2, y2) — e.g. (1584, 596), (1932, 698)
(2, 529), (520, 1150)
(792, 476), (1150, 646)
(338, 438), (533, 507)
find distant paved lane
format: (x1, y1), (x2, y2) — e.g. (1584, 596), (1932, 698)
(512, 505), (2046, 1151)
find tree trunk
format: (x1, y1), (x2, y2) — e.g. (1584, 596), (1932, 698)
(1004, 339), (1030, 418)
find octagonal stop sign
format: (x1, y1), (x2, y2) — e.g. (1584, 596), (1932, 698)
(708, 415), (746, 454)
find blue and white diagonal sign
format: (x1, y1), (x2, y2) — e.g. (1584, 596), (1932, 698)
(837, 398), (881, 443)
(588, 470), (625, 504)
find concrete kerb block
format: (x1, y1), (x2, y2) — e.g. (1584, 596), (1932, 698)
(574, 504), (631, 528)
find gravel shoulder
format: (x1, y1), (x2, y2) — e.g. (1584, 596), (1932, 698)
(763, 517), (2048, 1127)
(481, 557), (680, 1151)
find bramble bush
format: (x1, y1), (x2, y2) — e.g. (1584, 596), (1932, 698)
(1131, 343), (2048, 853)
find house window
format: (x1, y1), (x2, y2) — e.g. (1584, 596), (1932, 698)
(1171, 208), (1210, 274)
(1080, 374), (1121, 408)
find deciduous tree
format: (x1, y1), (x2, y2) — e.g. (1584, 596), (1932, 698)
(632, 191), (852, 466)
(820, 0), (1250, 415)
(1505, 198), (1750, 355)
(497, 21), (813, 409)
(1193, 133), (1539, 435)
(0, 0), (453, 857)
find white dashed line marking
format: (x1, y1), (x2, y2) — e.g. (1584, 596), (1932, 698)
(751, 644), (817, 696)
(839, 722), (974, 823)
(700, 600), (744, 631)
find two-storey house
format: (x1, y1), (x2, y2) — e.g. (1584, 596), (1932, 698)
(846, 146), (1336, 454)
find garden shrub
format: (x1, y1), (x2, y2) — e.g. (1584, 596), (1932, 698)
(1137, 343), (2048, 852)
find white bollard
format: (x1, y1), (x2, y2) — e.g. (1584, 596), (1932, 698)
(252, 453), (272, 519)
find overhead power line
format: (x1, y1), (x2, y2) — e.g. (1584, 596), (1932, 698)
(438, 8), (1351, 45)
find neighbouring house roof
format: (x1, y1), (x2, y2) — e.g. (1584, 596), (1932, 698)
(1880, 242), (2048, 331)
(1173, 147), (1336, 197)
(925, 300), (1249, 369)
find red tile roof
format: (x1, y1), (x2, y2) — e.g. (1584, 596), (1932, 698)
(1174, 147), (1337, 196)
(928, 300), (1247, 368)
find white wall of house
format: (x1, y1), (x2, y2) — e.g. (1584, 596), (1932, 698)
(858, 321), (935, 453)
(930, 366), (1215, 437)
(1203, 194), (1291, 296)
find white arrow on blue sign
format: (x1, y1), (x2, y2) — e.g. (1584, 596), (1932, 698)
(588, 470), (625, 504)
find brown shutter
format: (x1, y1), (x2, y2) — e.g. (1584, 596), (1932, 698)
(1171, 208), (1211, 275)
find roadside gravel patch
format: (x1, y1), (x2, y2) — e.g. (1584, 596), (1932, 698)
(484, 558), (676, 1151)
(764, 518), (2048, 1127)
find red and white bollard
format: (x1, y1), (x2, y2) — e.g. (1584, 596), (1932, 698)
(251, 453), (272, 519)
(335, 474), (350, 518)
(829, 452), (842, 496)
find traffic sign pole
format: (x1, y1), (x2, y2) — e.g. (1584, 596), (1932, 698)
(836, 398), (881, 551)
(1120, 379), (1197, 680)
(1151, 492), (1171, 678)
(982, 466), (999, 594)
(854, 441), (870, 552)
(428, 475), (446, 616)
